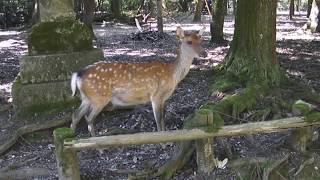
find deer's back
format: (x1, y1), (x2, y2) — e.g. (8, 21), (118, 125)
(78, 61), (175, 106)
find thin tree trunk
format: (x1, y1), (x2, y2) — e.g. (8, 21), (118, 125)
(83, 0), (95, 37)
(210, 0), (227, 42)
(309, 0), (320, 32)
(233, 0), (237, 16)
(296, 0), (300, 12)
(289, 0), (295, 20)
(111, 0), (121, 18)
(224, 0), (280, 87)
(308, 0), (313, 17)
(31, 0), (40, 24)
(193, 0), (203, 22)
(156, 0), (164, 33)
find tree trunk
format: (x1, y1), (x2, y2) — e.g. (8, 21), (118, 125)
(224, 0), (280, 87)
(156, 0), (164, 33)
(193, 0), (203, 22)
(310, 0), (320, 32)
(97, 0), (102, 11)
(111, 0), (121, 18)
(289, 0), (294, 20)
(83, 0), (95, 37)
(233, 0), (237, 16)
(210, 0), (227, 42)
(308, 0), (313, 17)
(31, 0), (40, 24)
(296, 0), (300, 12)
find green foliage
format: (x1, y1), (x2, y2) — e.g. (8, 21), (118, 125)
(28, 18), (92, 55)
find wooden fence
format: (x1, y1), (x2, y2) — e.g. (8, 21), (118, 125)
(53, 117), (320, 180)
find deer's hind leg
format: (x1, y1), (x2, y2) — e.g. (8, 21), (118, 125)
(85, 96), (111, 136)
(71, 95), (90, 131)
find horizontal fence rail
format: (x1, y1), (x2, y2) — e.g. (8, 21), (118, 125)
(64, 117), (320, 150)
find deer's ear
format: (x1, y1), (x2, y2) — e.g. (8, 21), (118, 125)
(176, 27), (185, 39)
(198, 27), (205, 37)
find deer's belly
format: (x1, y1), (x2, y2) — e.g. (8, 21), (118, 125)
(111, 93), (151, 107)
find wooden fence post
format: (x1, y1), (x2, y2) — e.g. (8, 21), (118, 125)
(53, 128), (80, 180)
(194, 109), (216, 174)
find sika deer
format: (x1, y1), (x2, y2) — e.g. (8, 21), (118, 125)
(70, 27), (205, 136)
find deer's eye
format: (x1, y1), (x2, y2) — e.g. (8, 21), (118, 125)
(187, 41), (192, 45)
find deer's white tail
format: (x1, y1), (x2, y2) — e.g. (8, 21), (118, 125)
(71, 73), (79, 96)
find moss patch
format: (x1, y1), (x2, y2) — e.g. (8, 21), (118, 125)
(209, 72), (242, 93)
(291, 100), (320, 123)
(28, 18), (92, 55)
(16, 99), (79, 120)
(53, 128), (75, 140)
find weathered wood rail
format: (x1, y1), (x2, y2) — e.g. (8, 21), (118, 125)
(54, 117), (320, 179)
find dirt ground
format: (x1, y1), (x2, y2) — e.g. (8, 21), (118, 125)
(0, 12), (320, 179)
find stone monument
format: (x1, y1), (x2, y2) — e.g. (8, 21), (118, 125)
(12, 0), (103, 120)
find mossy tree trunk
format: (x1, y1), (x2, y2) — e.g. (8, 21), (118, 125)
(111, 0), (121, 18)
(223, 0), (280, 87)
(156, 0), (164, 33)
(289, 0), (295, 20)
(307, 0), (313, 17)
(193, 0), (203, 22)
(309, 0), (320, 32)
(210, 0), (227, 42)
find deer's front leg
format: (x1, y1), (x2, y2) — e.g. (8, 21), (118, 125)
(151, 98), (165, 131)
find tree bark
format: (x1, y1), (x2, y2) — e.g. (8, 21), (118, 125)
(193, 0), (203, 22)
(83, 0), (95, 37)
(224, 0), (280, 87)
(309, 0), (320, 32)
(210, 0), (228, 42)
(156, 0), (164, 33)
(308, 0), (313, 17)
(111, 0), (121, 18)
(289, 0), (295, 20)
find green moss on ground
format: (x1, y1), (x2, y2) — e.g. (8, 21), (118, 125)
(28, 18), (92, 55)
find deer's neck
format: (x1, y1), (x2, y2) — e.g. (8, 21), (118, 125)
(172, 44), (197, 84)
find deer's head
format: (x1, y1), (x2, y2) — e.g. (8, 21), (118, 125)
(176, 26), (206, 57)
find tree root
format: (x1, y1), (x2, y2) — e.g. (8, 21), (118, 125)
(153, 141), (195, 179)
(0, 116), (71, 155)
(128, 141), (196, 179)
